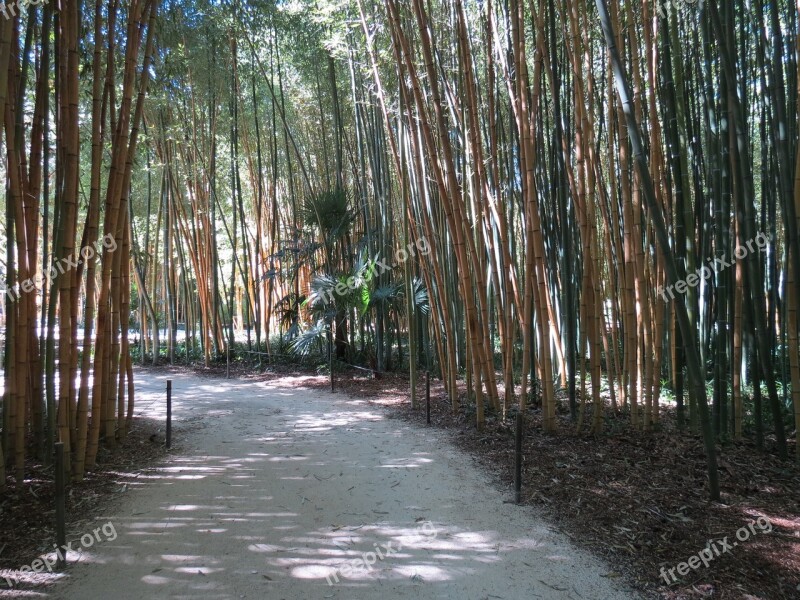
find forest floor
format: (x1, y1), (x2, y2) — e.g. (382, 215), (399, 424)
(302, 370), (800, 600)
(0, 407), (168, 592)
(0, 366), (638, 600)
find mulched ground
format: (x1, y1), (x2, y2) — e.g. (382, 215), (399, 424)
(0, 417), (167, 591)
(300, 370), (800, 600)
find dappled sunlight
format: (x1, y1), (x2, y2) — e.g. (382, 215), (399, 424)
(173, 567), (224, 575)
(128, 521), (187, 529)
(248, 520), (549, 586)
(545, 554), (573, 562)
(266, 455), (308, 462)
(0, 570), (68, 593)
(378, 456), (433, 468)
(140, 573), (177, 585)
(290, 564), (340, 579)
(247, 544), (282, 553)
(392, 564), (452, 581)
(166, 504), (227, 511)
(159, 555), (222, 564)
(38, 372), (633, 600)
(291, 410), (384, 432)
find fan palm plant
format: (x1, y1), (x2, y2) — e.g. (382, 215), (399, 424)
(360, 276), (429, 371)
(290, 252), (430, 368)
(302, 188), (353, 269)
(290, 255), (370, 359)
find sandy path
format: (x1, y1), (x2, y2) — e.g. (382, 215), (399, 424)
(47, 371), (636, 599)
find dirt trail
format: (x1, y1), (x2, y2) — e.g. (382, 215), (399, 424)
(47, 371), (637, 599)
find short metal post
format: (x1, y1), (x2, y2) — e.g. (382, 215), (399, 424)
(514, 411), (523, 504)
(54, 442), (66, 569)
(329, 325), (335, 393)
(426, 371), (431, 425)
(166, 380), (172, 449)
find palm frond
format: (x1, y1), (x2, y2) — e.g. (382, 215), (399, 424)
(278, 293), (306, 329)
(282, 321), (301, 342)
(411, 277), (430, 314)
(302, 188), (353, 241)
(370, 281), (404, 307)
(290, 321), (329, 357)
(307, 274), (338, 308)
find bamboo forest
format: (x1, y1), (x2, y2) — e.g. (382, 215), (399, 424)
(0, 0), (798, 598)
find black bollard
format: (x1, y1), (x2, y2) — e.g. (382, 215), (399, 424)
(54, 442), (66, 569)
(514, 410), (523, 504)
(166, 380), (172, 449)
(426, 371), (431, 425)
